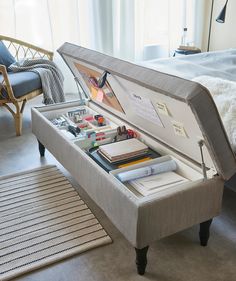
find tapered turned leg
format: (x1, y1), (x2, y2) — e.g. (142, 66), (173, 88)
(135, 246), (149, 275)
(14, 103), (23, 136)
(15, 113), (22, 136)
(199, 219), (213, 246)
(38, 140), (45, 157)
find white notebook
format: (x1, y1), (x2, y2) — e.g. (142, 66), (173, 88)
(99, 138), (148, 162)
(129, 171), (189, 196)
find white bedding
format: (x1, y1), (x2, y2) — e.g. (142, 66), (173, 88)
(193, 76), (236, 151)
(142, 49), (236, 82)
(142, 49), (236, 152)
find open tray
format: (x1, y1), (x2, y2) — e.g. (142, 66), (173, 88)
(110, 155), (202, 198)
(44, 105), (118, 148)
(38, 102), (204, 199)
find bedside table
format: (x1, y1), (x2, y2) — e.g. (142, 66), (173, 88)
(174, 46), (201, 56)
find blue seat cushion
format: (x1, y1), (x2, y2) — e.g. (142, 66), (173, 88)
(0, 41), (16, 70)
(0, 71), (42, 99)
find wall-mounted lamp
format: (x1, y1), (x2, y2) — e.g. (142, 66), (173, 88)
(207, 0), (229, 51)
(216, 0), (228, 23)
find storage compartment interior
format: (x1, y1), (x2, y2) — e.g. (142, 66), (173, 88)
(110, 155), (203, 198)
(40, 103), (205, 198)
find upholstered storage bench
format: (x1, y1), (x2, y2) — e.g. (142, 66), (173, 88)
(31, 43), (236, 275)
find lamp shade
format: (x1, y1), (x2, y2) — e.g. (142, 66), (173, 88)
(216, 0), (228, 23)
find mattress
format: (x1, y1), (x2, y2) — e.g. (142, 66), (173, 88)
(141, 49), (236, 152)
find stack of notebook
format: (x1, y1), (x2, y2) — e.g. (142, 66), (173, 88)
(98, 138), (149, 163)
(88, 146), (160, 172)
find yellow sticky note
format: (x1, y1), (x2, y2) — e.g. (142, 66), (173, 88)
(91, 87), (98, 100)
(156, 101), (169, 116)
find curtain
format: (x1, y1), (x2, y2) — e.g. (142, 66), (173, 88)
(0, 0), (205, 93)
(135, 0), (205, 60)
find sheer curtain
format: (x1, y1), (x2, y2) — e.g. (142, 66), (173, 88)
(0, 0), (205, 93)
(0, 0), (81, 93)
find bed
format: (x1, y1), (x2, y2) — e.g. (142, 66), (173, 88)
(141, 49), (236, 152)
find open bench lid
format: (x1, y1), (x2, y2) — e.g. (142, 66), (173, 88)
(58, 42), (236, 180)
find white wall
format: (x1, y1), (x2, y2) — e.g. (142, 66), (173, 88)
(202, 0), (236, 51)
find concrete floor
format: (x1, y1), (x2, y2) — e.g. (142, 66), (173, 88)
(1, 96), (236, 281)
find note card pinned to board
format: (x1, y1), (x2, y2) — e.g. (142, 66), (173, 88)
(96, 89), (104, 103)
(130, 93), (164, 127)
(156, 101), (170, 116)
(172, 121), (188, 138)
(91, 87), (97, 100)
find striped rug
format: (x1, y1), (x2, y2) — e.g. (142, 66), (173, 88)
(0, 165), (112, 281)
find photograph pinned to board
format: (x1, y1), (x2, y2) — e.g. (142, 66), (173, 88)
(129, 92), (164, 127)
(74, 62), (125, 113)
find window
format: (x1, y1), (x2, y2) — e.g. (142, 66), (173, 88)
(136, 0), (198, 60)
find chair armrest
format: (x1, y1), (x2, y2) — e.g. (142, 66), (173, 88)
(0, 35), (53, 61)
(0, 64), (16, 101)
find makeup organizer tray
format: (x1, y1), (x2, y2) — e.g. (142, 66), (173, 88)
(46, 105), (118, 148)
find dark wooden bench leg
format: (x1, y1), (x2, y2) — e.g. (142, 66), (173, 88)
(38, 140), (45, 157)
(199, 219), (213, 246)
(135, 246), (149, 275)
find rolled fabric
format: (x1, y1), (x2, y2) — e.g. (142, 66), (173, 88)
(116, 159), (177, 182)
(150, 159), (177, 175)
(116, 166), (152, 182)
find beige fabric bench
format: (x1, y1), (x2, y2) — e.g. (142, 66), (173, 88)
(31, 43), (236, 275)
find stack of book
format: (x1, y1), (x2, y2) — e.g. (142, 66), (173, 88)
(98, 138), (149, 163)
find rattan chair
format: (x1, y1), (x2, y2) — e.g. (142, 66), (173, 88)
(0, 35), (53, 136)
